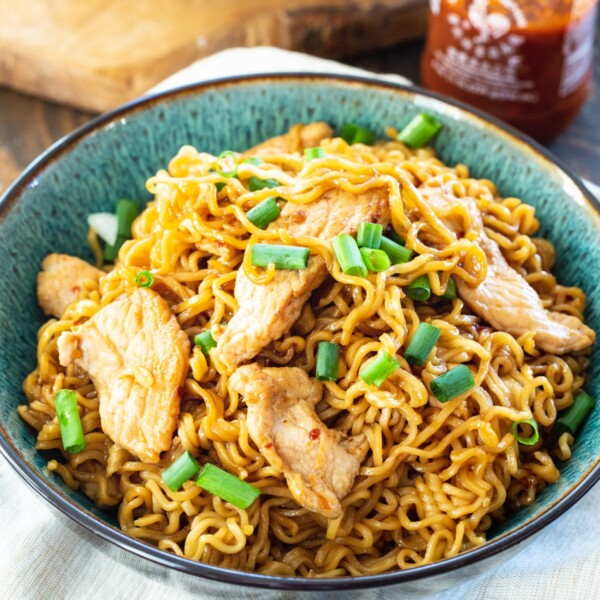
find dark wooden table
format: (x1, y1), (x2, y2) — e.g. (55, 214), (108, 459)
(1, 33), (599, 196)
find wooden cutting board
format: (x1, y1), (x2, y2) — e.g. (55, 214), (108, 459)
(0, 0), (427, 112)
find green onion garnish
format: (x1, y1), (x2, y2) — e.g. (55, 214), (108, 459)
(246, 197), (280, 229)
(248, 176), (280, 192)
(406, 274), (431, 301)
(251, 244), (309, 270)
(214, 150), (239, 178)
(442, 277), (457, 300)
(215, 182), (226, 192)
(315, 341), (339, 381)
(380, 236), (411, 265)
(360, 352), (400, 387)
(103, 199), (139, 262)
(135, 270), (154, 288)
(512, 419), (540, 446)
(387, 230), (406, 245)
(555, 391), (596, 436)
(53, 389), (86, 454)
(404, 322), (441, 366)
(332, 233), (368, 278)
(359, 248), (391, 272)
(243, 156), (264, 166)
(357, 223), (383, 249)
(398, 113), (443, 149)
(430, 365), (474, 403)
(194, 330), (217, 355)
(196, 463), (261, 509)
(162, 451), (200, 491)
(340, 123), (376, 145)
(305, 147), (326, 161)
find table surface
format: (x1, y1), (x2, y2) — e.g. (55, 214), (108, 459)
(0, 31), (599, 195)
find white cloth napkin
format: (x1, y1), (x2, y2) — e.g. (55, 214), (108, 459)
(2, 47), (599, 600)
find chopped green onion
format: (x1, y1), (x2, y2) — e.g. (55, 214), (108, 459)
(430, 365), (474, 403)
(196, 463), (261, 509)
(398, 113), (443, 149)
(305, 147), (326, 161)
(380, 236), (411, 265)
(315, 341), (339, 381)
(340, 123), (376, 145)
(359, 248), (391, 272)
(404, 322), (441, 366)
(162, 451), (200, 491)
(555, 391), (596, 436)
(251, 244), (309, 270)
(512, 419), (540, 446)
(88, 212), (118, 246)
(357, 223), (383, 249)
(360, 352), (400, 387)
(194, 330), (217, 355)
(135, 270), (154, 288)
(243, 156), (264, 166)
(103, 199), (139, 262)
(387, 230), (406, 246)
(406, 274), (431, 301)
(215, 182), (226, 192)
(248, 176), (280, 192)
(332, 234), (368, 278)
(246, 197), (280, 229)
(442, 277), (457, 300)
(214, 150), (239, 178)
(54, 390), (86, 454)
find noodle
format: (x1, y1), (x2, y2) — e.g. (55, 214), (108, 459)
(19, 124), (592, 577)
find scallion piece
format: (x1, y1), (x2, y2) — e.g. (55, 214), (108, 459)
(442, 277), (457, 300)
(215, 182), (226, 192)
(54, 390), (86, 454)
(360, 352), (400, 387)
(88, 212), (118, 246)
(305, 147), (326, 161)
(404, 322), (441, 366)
(194, 330), (217, 355)
(357, 223), (383, 249)
(340, 123), (376, 145)
(380, 236), (411, 265)
(243, 156), (264, 166)
(162, 451), (200, 491)
(398, 113), (443, 149)
(135, 270), (154, 288)
(512, 419), (540, 446)
(359, 247), (391, 272)
(214, 150), (239, 178)
(387, 230), (406, 246)
(196, 463), (261, 509)
(103, 199), (139, 262)
(332, 233), (368, 278)
(246, 197), (280, 229)
(430, 365), (474, 403)
(406, 274), (431, 301)
(248, 176), (280, 192)
(251, 244), (309, 270)
(315, 341), (339, 381)
(555, 391), (596, 436)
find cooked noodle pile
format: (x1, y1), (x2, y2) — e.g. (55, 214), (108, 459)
(20, 123), (591, 576)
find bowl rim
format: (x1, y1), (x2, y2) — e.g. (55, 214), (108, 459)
(1, 71), (599, 591)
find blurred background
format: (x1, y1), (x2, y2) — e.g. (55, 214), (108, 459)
(0, 0), (598, 194)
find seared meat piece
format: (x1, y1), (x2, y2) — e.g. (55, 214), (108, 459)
(37, 254), (103, 317)
(57, 288), (190, 463)
(249, 122), (332, 155)
(229, 364), (368, 519)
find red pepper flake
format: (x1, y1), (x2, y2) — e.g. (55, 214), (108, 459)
(264, 442), (273, 449)
(71, 286), (81, 293)
(176, 386), (184, 397)
(309, 428), (321, 441)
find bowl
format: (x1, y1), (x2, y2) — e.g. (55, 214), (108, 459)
(1, 74), (599, 599)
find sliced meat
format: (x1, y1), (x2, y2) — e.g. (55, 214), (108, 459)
(37, 253), (104, 317)
(249, 122), (333, 155)
(57, 288), (190, 463)
(216, 187), (390, 368)
(229, 364), (368, 518)
(421, 187), (595, 354)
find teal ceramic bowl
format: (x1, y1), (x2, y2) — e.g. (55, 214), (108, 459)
(1, 74), (599, 598)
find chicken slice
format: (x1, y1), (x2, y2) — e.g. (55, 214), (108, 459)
(37, 253), (104, 318)
(216, 187), (390, 368)
(421, 187), (595, 354)
(229, 364), (368, 518)
(57, 288), (190, 463)
(249, 122), (333, 155)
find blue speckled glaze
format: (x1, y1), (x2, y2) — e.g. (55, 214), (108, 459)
(1, 75), (599, 593)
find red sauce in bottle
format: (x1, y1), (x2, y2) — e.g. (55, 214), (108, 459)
(421, 0), (598, 142)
